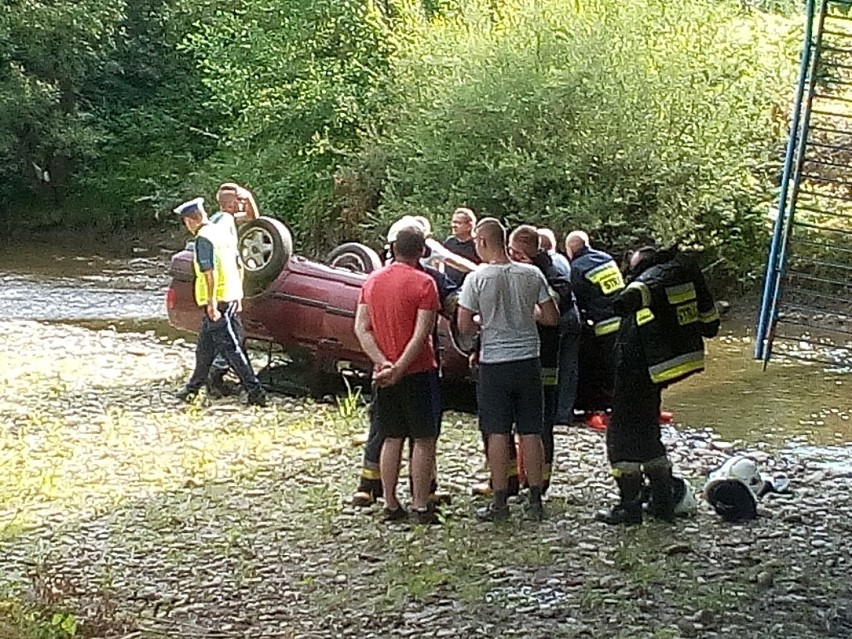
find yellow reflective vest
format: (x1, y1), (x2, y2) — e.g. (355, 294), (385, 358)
(193, 222), (244, 306)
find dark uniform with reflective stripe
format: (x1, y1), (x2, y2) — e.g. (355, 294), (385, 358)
(529, 252), (579, 492)
(569, 245), (625, 411)
(603, 247), (719, 523)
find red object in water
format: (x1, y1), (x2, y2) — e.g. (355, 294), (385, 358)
(584, 410), (673, 432)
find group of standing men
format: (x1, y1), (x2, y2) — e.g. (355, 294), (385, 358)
(354, 208), (720, 525)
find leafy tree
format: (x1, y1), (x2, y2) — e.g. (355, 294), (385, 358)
(0, 0), (123, 213)
(352, 0), (800, 281)
(183, 0), (396, 249)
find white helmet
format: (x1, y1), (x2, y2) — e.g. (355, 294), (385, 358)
(704, 455), (787, 522)
(706, 456), (765, 498)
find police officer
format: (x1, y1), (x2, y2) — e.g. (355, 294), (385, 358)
(596, 245), (720, 525)
(565, 231), (625, 414)
(174, 198), (267, 407)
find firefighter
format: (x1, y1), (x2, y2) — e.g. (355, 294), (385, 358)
(564, 231), (625, 415)
(508, 225), (579, 495)
(596, 245), (720, 525)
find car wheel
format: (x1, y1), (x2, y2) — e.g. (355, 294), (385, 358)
(326, 242), (382, 274)
(239, 216), (293, 292)
(449, 303), (479, 356)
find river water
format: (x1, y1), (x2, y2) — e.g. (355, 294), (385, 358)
(0, 243), (849, 469)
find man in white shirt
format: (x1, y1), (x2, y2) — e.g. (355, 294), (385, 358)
(458, 218), (559, 521)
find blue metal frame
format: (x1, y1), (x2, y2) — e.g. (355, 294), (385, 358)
(754, 0), (817, 361)
(761, 0), (831, 367)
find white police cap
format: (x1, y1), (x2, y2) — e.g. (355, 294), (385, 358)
(174, 197), (205, 217)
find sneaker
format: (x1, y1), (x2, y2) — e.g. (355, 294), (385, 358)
(411, 507), (440, 526)
(383, 506), (408, 522)
(246, 389), (268, 407)
(476, 503), (510, 522)
(595, 502), (643, 526)
(351, 491), (375, 508)
(176, 387), (199, 403)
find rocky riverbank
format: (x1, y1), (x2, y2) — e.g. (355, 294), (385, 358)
(0, 320), (850, 638)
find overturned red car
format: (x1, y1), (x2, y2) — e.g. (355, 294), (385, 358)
(166, 216), (472, 393)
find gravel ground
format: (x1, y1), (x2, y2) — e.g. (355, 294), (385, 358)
(0, 320), (850, 639)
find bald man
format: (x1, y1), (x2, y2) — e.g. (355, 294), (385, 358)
(565, 230), (625, 412)
(458, 218), (559, 522)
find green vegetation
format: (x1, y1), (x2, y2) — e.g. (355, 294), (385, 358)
(0, 0), (804, 281)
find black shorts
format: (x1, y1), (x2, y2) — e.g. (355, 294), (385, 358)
(477, 358), (543, 436)
(374, 370), (441, 440)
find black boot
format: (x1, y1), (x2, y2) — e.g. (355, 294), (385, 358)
(596, 472), (644, 526)
(541, 463), (552, 498)
(352, 474), (382, 507)
(646, 475), (676, 522)
(206, 368), (230, 398)
(596, 500), (643, 526)
(247, 388), (268, 407)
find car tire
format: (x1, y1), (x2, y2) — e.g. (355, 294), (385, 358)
(449, 302), (479, 356)
(239, 216), (293, 293)
(326, 242), (382, 274)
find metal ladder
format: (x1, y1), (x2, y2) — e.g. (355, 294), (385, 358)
(755, 0), (852, 368)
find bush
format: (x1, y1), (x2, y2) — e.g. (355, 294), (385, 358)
(350, 0), (800, 282)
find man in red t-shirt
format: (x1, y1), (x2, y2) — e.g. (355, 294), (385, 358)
(355, 226), (441, 524)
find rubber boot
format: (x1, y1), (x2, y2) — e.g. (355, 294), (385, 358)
(473, 435), (520, 497)
(353, 465), (382, 507)
(541, 463), (552, 497)
(645, 467), (676, 522)
(596, 473), (644, 526)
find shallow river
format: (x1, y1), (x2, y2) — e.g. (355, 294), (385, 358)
(0, 243), (849, 469)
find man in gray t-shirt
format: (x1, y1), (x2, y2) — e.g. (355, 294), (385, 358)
(458, 218), (559, 522)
